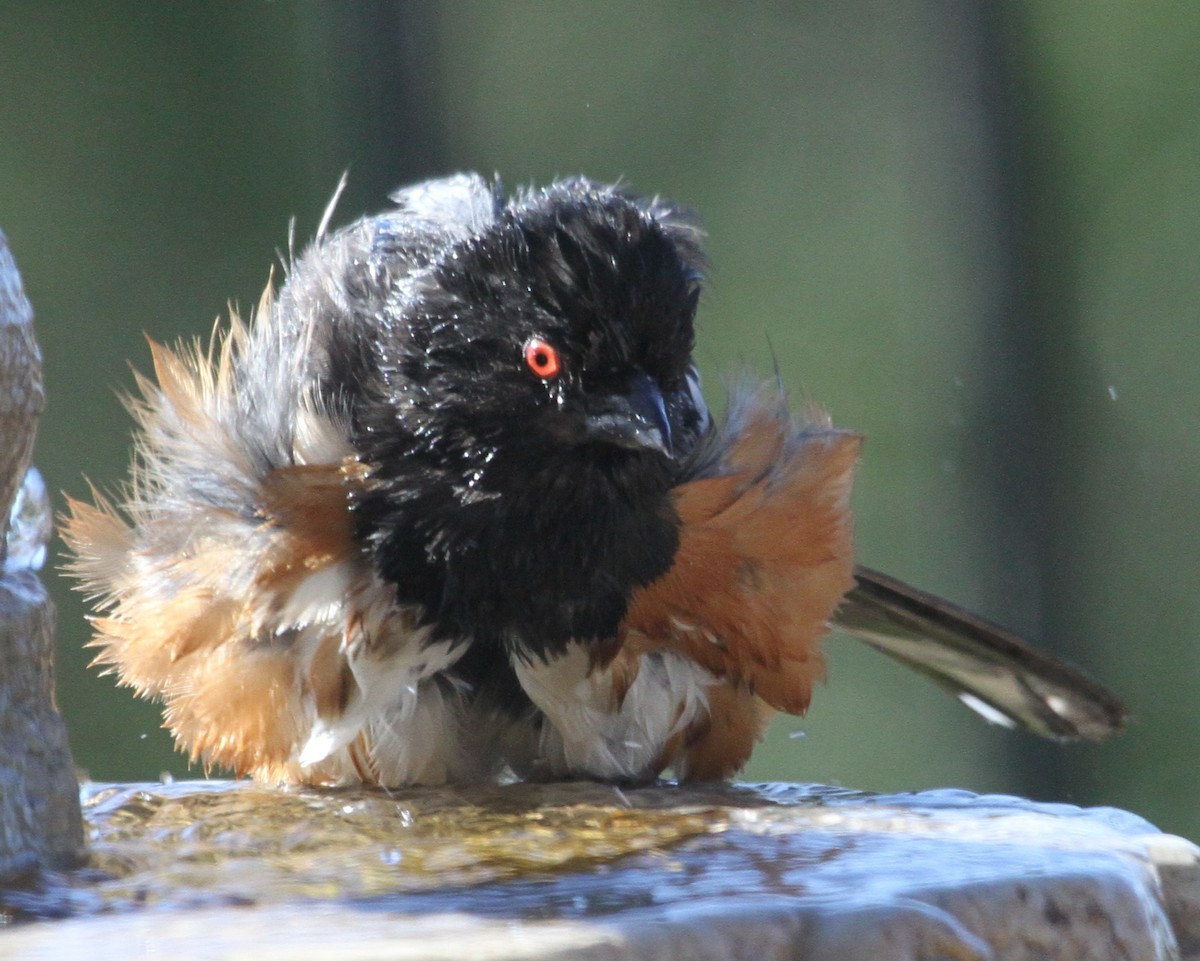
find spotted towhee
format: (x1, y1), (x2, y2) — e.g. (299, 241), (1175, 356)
(64, 174), (1126, 786)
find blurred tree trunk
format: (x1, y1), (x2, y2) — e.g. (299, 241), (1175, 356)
(294, 2), (446, 214)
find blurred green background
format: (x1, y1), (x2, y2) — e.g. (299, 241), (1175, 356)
(2, 3), (1197, 837)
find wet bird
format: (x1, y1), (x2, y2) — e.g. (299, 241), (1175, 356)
(63, 174), (1127, 786)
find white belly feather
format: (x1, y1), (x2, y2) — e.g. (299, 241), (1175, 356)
(513, 645), (714, 780)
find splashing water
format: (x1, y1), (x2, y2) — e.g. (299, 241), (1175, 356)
(5, 466), (50, 572)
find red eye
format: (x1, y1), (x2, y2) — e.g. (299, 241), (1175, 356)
(523, 338), (562, 379)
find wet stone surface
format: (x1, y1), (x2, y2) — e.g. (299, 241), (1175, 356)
(0, 572), (83, 884)
(1, 779), (1197, 960)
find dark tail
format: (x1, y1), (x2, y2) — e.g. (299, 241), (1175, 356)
(833, 567), (1128, 742)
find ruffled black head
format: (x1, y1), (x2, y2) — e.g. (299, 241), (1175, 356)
(334, 177), (710, 660)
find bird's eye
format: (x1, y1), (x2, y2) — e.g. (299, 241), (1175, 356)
(523, 337), (562, 380)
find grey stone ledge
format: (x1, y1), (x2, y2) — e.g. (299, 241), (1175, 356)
(1, 779), (1196, 961)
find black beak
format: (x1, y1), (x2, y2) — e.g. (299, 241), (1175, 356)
(584, 372), (673, 455)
